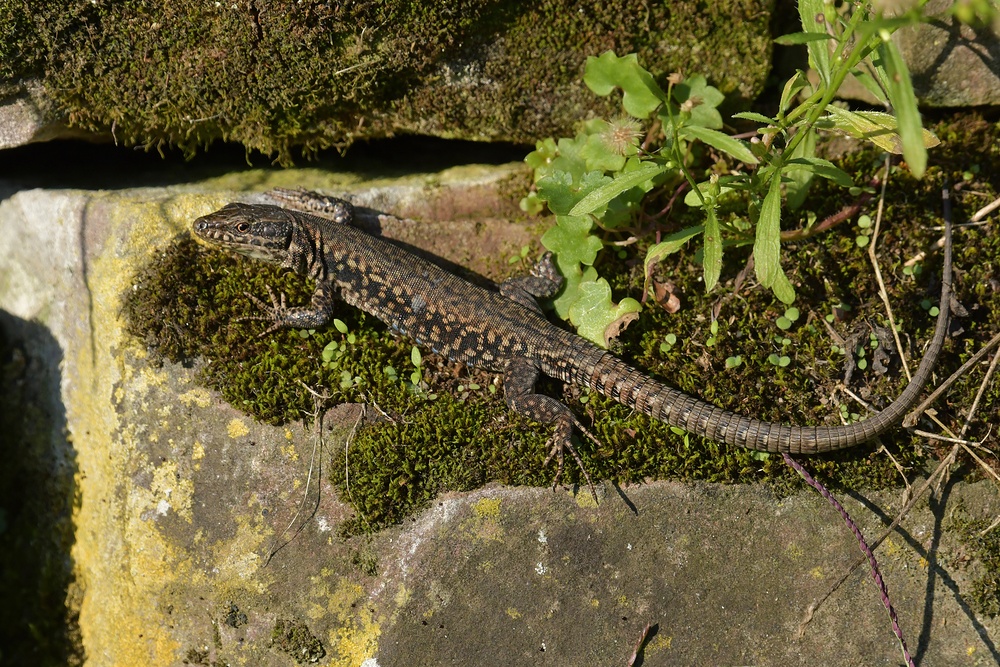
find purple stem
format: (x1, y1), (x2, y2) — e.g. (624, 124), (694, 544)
(782, 453), (914, 667)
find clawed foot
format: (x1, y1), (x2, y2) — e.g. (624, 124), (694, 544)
(543, 418), (601, 504)
(236, 285), (288, 337)
(266, 187), (353, 224)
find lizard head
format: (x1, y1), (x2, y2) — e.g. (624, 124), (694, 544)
(193, 203), (296, 263)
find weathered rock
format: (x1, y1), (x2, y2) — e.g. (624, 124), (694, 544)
(0, 84), (108, 150)
(807, 0), (1000, 107)
(895, 0), (1000, 107)
(1, 167), (998, 666)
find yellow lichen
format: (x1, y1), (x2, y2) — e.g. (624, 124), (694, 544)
(209, 507), (269, 587)
(227, 418), (250, 438)
(473, 496), (502, 519)
(574, 488), (600, 508)
(648, 634), (673, 653)
(178, 387), (213, 408)
(149, 459), (195, 523)
(299, 578), (383, 666)
(460, 496), (506, 543)
(394, 584), (411, 609)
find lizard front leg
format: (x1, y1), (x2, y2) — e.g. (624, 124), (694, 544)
(241, 281), (338, 336)
(504, 356), (599, 498)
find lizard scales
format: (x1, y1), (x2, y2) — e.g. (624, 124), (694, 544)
(193, 190), (952, 459)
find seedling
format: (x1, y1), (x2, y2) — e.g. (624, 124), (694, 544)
(659, 333), (678, 353)
(776, 307), (800, 331)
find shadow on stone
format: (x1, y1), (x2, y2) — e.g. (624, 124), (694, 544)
(0, 311), (82, 666)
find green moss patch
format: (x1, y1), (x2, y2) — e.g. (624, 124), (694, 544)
(270, 618), (326, 664)
(2, 0), (771, 162)
(949, 502), (1000, 617)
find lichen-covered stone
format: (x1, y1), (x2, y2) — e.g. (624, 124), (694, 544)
(2, 148), (999, 665)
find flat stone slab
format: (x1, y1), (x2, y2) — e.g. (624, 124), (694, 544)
(1, 175), (998, 666)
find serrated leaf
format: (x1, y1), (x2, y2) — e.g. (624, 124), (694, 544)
(850, 68), (890, 105)
(771, 270), (796, 304)
(547, 135), (589, 182)
(643, 225), (704, 293)
(824, 106), (939, 154)
(540, 215), (604, 269)
(601, 182), (649, 229)
(678, 125), (758, 164)
(878, 39), (926, 178)
(568, 278), (642, 347)
(702, 205), (722, 292)
(520, 191), (545, 215)
(584, 51), (666, 119)
(579, 128), (628, 173)
(672, 75), (725, 129)
(674, 75), (725, 108)
(550, 253), (600, 320)
(779, 70), (810, 117)
(784, 127), (817, 210)
(569, 163), (664, 216)
(525, 137), (558, 172)
(774, 31), (836, 45)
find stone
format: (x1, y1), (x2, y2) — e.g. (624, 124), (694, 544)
(1, 166), (997, 665)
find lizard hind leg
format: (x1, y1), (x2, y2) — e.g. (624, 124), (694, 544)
(504, 356), (600, 500)
(541, 416), (600, 502)
(266, 187), (354, 224)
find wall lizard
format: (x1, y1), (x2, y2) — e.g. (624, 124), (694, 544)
(193, 188), (952, 486)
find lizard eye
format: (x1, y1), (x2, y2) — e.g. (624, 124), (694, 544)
(235, 222), (251, 233)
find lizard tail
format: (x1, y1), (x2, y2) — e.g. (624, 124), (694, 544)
(587, 206), (953, 454)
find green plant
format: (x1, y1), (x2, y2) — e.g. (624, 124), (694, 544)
(523, 0), (957, 346)
(776, 307), (800, 331)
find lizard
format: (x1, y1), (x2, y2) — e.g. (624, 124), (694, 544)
(192, 187), (953, 488)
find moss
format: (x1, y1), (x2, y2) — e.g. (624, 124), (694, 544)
(0, 0), (43, 83)
(1, 0), (771, 162)
(123, 113), (999, 538)
(949, 502), (1000, 617)
(350, 544), (380, 578)
(270, 618), (325, 664)
(332, 393), (554, 535)
(394, 0), (773, 142)
(122, 234), (416, 425)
